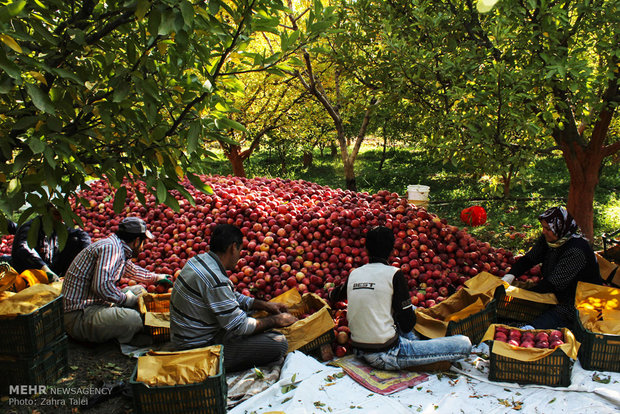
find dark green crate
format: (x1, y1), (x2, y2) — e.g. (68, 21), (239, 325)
(495, 287), (554, 324)
(0, 295), (64, 355)
(488, 345), (573, 387)
(574, 310), (620, 372)
(447, 298), (497, 345)
(298, 329), (335, 354)
(0, 335), (68, 395)
(130, 345), (227, 414)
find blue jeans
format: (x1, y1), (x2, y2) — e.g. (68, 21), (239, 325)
(354, 331), (472, 370)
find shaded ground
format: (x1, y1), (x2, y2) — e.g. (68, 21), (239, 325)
(1, 339), (135, 414)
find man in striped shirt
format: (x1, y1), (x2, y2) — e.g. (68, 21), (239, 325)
(62, 217), (168, 344)
(171, 224), (297, 372)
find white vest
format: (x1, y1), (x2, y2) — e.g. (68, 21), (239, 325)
(347, 262), (398, 348)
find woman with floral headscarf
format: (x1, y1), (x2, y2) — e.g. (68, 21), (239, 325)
(503, 207), (603, 329)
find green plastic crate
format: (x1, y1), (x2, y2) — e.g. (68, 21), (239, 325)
(0, 334), (68, 395)
(495, 286), (554, 324)
(574, 310), (620, 372)
(488, 345), (573, 387)
(130, 345), (227, 414)
(0, 295), (64, 355)
(298, 329), (335, 355)
(447, 298), (498, 345)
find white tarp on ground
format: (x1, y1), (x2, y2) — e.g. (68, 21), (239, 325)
(229, 345), (620, 414)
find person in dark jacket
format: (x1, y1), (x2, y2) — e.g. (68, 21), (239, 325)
(11, 205), (91, 281)
(503, 206), (603, 329)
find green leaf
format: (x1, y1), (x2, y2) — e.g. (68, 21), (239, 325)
(165, 193), (180, 212)
(27, 137), (46, 154)
(187, 121), (201, 154)
(54, 219), (68, 251)
(7, 0), (27, 16)
(215, 117), (246, 132)
(156, 180), (167, 203)
(180, 0), (194, 26)
(0, 48), (21, 79)
(26, 83), (56, 114)
(113, 186), (127, 214)
(7, 177), (21, 195)
(13, 116), (38, 130)
(43, 147), (57, 169)
(27, 217), (41, 248)
(187, 173), (213, 194)
(113, 82), (130, 102)
(136, 0), (150, 20)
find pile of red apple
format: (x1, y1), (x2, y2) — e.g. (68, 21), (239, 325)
(0, 175), (542, 308)
(494, 326), (565, 349)
(331, 301), (350, 356)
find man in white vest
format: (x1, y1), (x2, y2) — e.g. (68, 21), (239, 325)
(331, 226), (471, 370)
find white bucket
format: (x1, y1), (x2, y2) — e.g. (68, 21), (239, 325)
(407, 185), (430, 207)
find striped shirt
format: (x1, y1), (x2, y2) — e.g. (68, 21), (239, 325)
(170, 252), (257, 350)
(61, 234), (157, 312)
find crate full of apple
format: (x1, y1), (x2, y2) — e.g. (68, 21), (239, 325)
(493, 326), (566, 349)
(482, 324), (580, 387)
(265, 288), (335, 354)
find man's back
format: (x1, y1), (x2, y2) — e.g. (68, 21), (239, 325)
(170, 252), (254, 350)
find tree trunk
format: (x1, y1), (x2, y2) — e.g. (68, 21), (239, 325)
(225, 146), (246, 177)
(378, 131), (388, 171)
(344, 159), (357, 191)
(501, 164), (514, 198)
(502, 176), (511, 198)
(562, 141), (602, 243)
(303, 151), (313, 167)
(330, 142), (338, 157)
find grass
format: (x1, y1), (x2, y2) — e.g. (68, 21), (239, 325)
(204, 144), (620, 254)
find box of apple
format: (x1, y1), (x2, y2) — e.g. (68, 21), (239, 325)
(483, 324), (579, 387)
(266, 289), (335, 353)
(494, 326), (565, 349)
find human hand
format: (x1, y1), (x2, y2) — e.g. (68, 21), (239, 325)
(42, 265), (59, 282)
(155, 274), (173, 286)
(123, 289), (139, 307)
(273, 312), (298, 328)
(501, 273), (515, 285)
(263, 301), (288, 314)
(122, 285), (147, 296)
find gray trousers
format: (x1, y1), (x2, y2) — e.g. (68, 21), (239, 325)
(220, 331), (288, 373)
(64, 305), (143, 344)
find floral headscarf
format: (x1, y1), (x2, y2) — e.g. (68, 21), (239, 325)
(538, 206), (582, 247)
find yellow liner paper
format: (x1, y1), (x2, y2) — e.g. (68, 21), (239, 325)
(504, 285), (558, 304)
(136, 345), (220, 386)
(482, 324), (579, 361)
(0, 283), (61, 316)
(263, 288), (335, 352)
(144, 312), (171, 328)
(575, 281), (620, 334)
(414, 272), (502, 338)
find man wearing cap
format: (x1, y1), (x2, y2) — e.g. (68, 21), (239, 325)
(61, 217), (168, 345)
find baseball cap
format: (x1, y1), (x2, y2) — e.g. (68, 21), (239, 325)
(118, 217), (153, 239)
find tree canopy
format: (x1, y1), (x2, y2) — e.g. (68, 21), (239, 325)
(0, 0), (332, 242)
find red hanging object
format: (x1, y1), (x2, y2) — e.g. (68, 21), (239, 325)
(460, 206), (487, 226)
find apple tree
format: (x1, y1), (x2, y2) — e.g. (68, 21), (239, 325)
(333, 0), (619, 240)
(0, 0), (314, 243)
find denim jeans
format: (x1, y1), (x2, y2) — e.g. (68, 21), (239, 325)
(354, 331), (472, 370)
